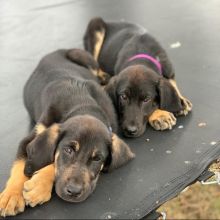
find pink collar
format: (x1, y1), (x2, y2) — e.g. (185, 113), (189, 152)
(128, 53), (162, 75)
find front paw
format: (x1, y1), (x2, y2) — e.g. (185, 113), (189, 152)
(0, 188), (25, 217)
(23, 174), (53, 207)
(177, 97), (193, 116)
(149, 109), (177, 130)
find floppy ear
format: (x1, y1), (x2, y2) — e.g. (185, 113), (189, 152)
(104, 76), (119, 108)
(157, 78), (183, 113)
(66, 48), (99, 71)
(24, 123), (61, 176)
(104, 133), (135, 172)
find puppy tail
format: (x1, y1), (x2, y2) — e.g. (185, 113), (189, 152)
(66, 48), (99, 71)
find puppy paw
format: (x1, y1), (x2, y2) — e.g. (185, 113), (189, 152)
(149, 109), (177, 130)
(23, 164), (55, 207)
(23, 174), (53, 207)
(0, 188), (25, 217)
(177, 97), (193, 116)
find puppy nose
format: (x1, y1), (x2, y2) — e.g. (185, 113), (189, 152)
(65, 184), (82, 197)
(125, 125), (138, 135)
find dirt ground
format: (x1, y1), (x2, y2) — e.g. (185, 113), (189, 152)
(158, 161), (220, 219)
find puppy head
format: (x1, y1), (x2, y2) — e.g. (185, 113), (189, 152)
(55, 115), (134, 202)
(24, 124), (60, 177)
(105, 65), (183, 137)
(25, 115), (134, 202)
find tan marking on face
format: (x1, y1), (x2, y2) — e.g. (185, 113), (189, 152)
(94, 29), (105, 61)
(100, 164), (104, 171)
(35, 123), (46, 135)
(0, 159), (29, 217)
(62, 165), (78, 182)
(92, 148), (98, 158)
(54, 151), (60, 176)
(71, 141), (80, 152)
(83, 169), (91, 187)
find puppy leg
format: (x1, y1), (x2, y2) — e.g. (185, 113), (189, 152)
(158, 54), (192, 115)
(23, 164), (55, 207)
(93, 29), (105, 62)
(169, 79), (193, 116)
(83, 17), (106, 61)
(83, 17), (110, 84)
(0, 159), (29, 217)
(148, 109), (177, 130)
(90, 30), (110, 85)
(92, 30), (110, 84)
(96, 69), (111, 85)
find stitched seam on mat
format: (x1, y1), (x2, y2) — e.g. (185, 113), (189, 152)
(117, 141), (220, 219)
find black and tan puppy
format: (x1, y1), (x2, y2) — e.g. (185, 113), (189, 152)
(84, 17), (192, 137)
(0, 49), (134, 217)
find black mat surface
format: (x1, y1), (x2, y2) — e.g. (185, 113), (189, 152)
(1, 0), (220, 219)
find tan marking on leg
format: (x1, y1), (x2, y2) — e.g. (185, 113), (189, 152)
(98, 69), (107, 79)
(90, 68), (98, 77)
(98, 69), (110, 82)
(23, 164), (55, 207)
(169, 79), (185, 99)
(35, 123), (46, 135)
(90, 68), (110, 85)
(0, 159), (29, 217)
(169, 79), (193, 116)
(93, 29), (105, 61)
(148, 109), (177, 131)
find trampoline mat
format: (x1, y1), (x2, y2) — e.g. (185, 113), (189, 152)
(0, 0), (220, 219)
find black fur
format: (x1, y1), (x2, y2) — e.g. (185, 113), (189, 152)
(16, 48), (134, 202)
(84, 18), (184, 137)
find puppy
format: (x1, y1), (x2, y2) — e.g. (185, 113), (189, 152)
(0, 49), (134, 217)
(83, 17), (192, 137)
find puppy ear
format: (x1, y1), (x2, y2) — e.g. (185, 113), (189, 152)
(104, 133), (135, 172)
(104, 76), (118, 108)
(24, 123), (61, 176)
(157, 78), (183, 113)
(66, 48), (99, 71)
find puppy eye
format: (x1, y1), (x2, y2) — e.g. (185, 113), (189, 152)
(64, 146), (73, 155)
(143, 97), (151, 103)
(120, 94), (128, 100)
(91, 155), (102, 162)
